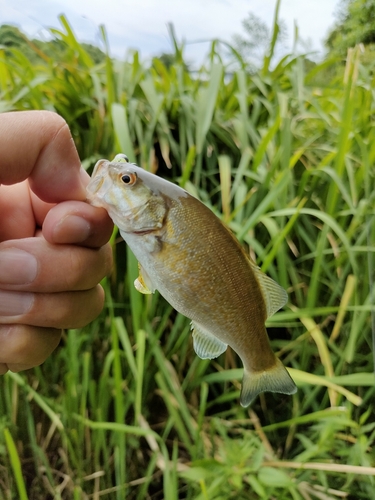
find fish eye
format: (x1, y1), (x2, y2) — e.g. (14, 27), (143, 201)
(120, 171), (137, 186)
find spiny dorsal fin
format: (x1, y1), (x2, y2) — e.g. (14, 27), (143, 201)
(251, 263), (288, 318)
(191, 322), (228, 359)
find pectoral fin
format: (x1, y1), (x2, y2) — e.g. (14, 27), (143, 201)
(191, 322), (227, 359)
(251, 264), (288, 318)
(134, 263), (155, 294)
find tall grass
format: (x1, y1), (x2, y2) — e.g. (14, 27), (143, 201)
(0, 11), (374, 500)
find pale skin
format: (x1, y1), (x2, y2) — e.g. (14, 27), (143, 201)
(0, 110), (113, 374)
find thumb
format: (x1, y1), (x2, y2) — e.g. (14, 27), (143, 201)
(0, 110), (87, 203)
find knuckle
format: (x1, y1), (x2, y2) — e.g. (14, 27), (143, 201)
(52, 287), (104, 329)
(80, 286), (105, 325)
(66, 245), (113, 290)
(40, 111), (68, 136)
(0, 364), (9, 374)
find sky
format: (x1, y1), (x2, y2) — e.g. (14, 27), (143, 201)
(1, 0), (340, 63)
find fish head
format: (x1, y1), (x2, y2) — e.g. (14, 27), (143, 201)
(86, 154), (169, 233)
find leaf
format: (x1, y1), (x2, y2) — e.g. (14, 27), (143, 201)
(195, 63), (223, 154)
(111, 102), (135, 161)
(258, 467), (293, 488)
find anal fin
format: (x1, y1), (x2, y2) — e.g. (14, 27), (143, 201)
(191, 322), (227, 359)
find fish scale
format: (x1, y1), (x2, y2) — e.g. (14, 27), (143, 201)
(86, 154), (297, 407)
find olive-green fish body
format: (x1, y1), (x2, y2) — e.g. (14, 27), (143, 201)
(86, 155), (297, 406)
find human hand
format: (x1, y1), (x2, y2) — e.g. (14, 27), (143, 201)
(0, 111), (113, 374)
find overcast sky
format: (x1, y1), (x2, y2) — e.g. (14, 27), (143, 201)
(1, 0), (340, 63)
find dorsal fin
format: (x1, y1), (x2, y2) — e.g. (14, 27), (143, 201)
(251, 263), (288, 318)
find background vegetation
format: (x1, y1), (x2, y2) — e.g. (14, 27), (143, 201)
(326, 0), (375, 56)
(0, 1), (374, 498)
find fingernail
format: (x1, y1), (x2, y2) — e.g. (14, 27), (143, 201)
(0, 291), (34, 315)
(0, 249), (38, 285)
(53, 215), (91, 243)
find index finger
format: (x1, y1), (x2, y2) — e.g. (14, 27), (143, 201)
(0, 110), (86, 203)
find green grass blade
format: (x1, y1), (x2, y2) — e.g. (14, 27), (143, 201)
(112, 102), (136, 161)
(4, 428), (28, 500)
(195, 63), (223, 154)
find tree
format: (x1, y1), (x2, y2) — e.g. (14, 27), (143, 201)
(0, 24), (105, 66)
(0, 24), (25, 47)
(326, 0), (375, 56)
(232, 12), (287, 68)
(0, 24), (39, 62)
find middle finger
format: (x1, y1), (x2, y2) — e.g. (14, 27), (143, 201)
(0, 238), (112, 293)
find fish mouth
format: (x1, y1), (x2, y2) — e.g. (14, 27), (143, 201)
(86, 159), (110, 202)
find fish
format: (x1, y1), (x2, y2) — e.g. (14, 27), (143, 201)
(86, 154), (297, 407)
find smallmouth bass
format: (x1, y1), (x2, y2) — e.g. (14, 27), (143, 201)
(86, 154), (297, 407)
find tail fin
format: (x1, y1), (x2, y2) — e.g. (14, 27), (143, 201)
(240, 358), (297, 407)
